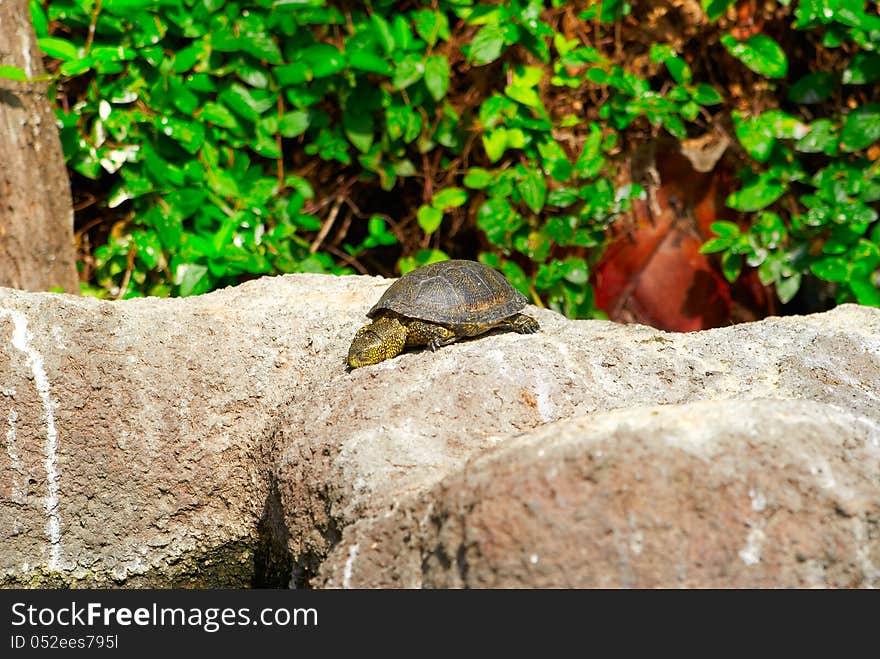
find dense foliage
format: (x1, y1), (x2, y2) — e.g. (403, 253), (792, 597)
(701, 0), (880, 307)
(3, 0), (879, 314)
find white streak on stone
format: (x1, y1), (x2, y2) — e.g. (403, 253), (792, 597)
(533, 377), (555, 424)
(343, 543), (360, 589)
(629, 530), (644, 556)
(852, 518), (880, 586)
(2, 309), (62, 570)
(738, 525), (765, 566)
(20, 31), (34, 78)
(749, 488), (767, 512)
(809, 459), (836, 490)
(6, 408), (27, 504)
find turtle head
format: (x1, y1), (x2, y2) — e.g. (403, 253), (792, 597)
(347, 315), (407, 369)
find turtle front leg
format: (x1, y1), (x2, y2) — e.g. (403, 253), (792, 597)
(502, 313), (540, 334)
(405, 320), (458, 351)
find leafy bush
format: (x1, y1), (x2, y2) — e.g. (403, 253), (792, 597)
(701, 0), (880, 307)
(4, 0), (879, 314)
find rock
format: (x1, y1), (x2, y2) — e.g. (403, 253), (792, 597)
(1, 275), (878, 587)
(0, 279), (323, 586)
(318, 399), (880, 588)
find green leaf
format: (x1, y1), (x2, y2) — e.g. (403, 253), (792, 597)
(538, 139), (573, 182)
(169, 78), (200, 115)
(840, 103), (880, 152)
(149, 205), (183, 250)
(391, 15), (414, 51)
(693, 83), (723, 105)
(433, 187), (468, 211)
(665, 57), (692, 84)
(547, 187), (579, 207)
(597, 0), (630, 22)
(200, 102), (240, 130)
(702, 0), (735, 21)
(586, 66), (610, 85)
(0, 65), (28, 82)
(478, 197), (519, 245)
(412, 10), (450, 46)
(219, 84), (273, 121)
(424, 55), (450, 101)
(505, 80), (542, 109)
(721, 251), (742, 282)
(469, 24), (505, 65)
(366, 215), (397, 246)
(680, 100), (701, 121)
(59, 56), (94, 77)
(700, 237), (733, 254)
(483, 128), (508, 162)
(727, 175), (787, 211)
(754, 211), (786, 248)
(173, 43), (204, 73)
(513, 66), (544, 88)
(842, 53), (880, 85)
(342, 111), (374, 153)
(274, 62), (310, 86)
(776, 274), (801, 304)
(391, 55), (424, 89)
(417, 205), (443, 234)
(464, 168), (494, 189)
(29, 0), (48, 38)
(710, 221), (741, 238)
(850, 278), (880, 306)
(734, 114), (775, 163)
(385, 103), (422, 143)
(304, 43), (345, 78)
(649, 44), (676, 64)
(37, 37), (78, 61)
(662, 114), (686, 139)
(851, 239), (880, 275)
(370, 13), (395, 55)
(561, 257), (589, 285)
(834, 4), (880, 31)
(787, 72), (834, 104)
(810, 257), (849, 282)
(280, 110), (310, 138)
(175, 263), (210, 297)
(574, 123), (604, 178)
(155, 117), (205, 154)
(796, 119), (838, 155)
(348, 51), (392, 75)
(516, 168), (547, 214)
(479, 94), (517, 128)
(505, 128), (526, 149)
(721, 33), (788, 79)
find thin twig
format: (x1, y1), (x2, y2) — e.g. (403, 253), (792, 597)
(324, 245), (370, 275)
(73, 214), (107, 239)
(84, 0), (103, 55)
(276, 95), (285, 188)
(116, 242), (136, 300)
(310, 196), (344, 254)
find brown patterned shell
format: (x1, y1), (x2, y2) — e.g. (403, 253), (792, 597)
(368, 260), (528, 328)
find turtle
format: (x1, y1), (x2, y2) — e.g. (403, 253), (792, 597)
(347, 259), (539, 369)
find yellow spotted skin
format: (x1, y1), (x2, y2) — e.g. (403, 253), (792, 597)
(347, 260), (539, 369)
(347, 315), (407, 369)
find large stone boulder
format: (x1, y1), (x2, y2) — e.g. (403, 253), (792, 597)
(1, 274), (878, 587)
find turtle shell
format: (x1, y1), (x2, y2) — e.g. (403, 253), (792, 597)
(368, 259), (528, 327)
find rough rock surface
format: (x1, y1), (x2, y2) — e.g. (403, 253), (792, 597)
(1, 274), (879, 587)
